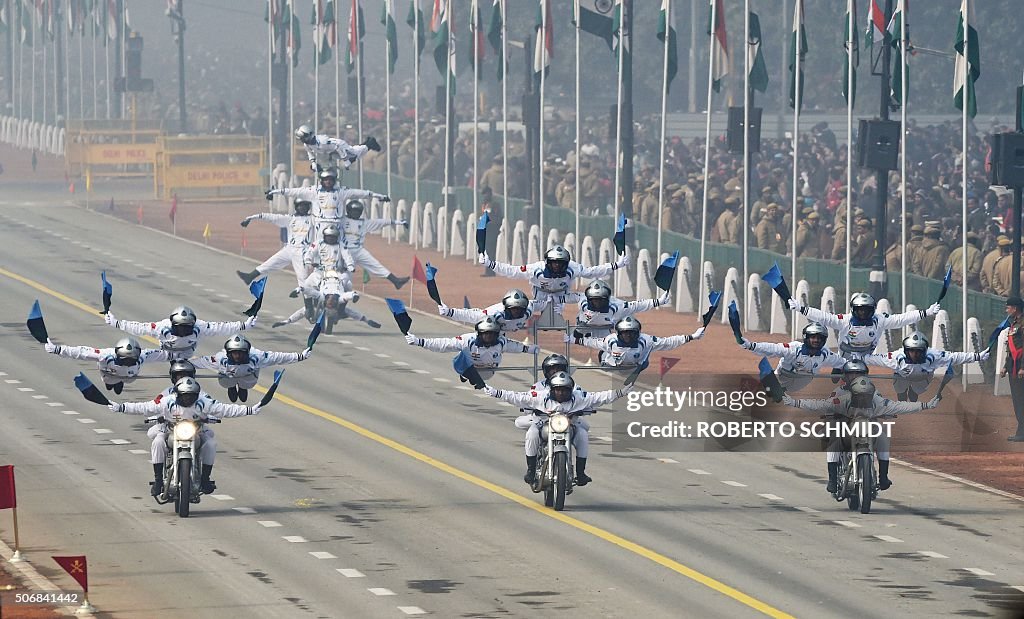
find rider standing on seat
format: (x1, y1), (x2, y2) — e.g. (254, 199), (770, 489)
(236, 199), (315, 287)
(190, 334), (311, 403)
(738, 323), (846, 392)
(294, 124), (380, 174)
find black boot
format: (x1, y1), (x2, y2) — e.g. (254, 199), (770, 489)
(104, 382), (114, 391)
(150, 463), (164, 497)
(237, 270), (260, 285)
(364, 318), (382, 329)
(576, 457), (592, 486)
(113, 381), (124, 395)
(524, 456), (537, 485)
(826, 462), (839, 494)
(200, 464), (216, 494)
(304, 297), (316, 321)
(878, 460), (892, 490)
(387, 274), (410, 289)
(227, 386), (238, 402)
(237, 388), (248, 402)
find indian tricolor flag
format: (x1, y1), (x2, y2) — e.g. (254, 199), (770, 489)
(864, 0), (884, 52)
(657, 0), (678, 94)
(953, 0), (979, 118)
(346, 0), (364, 73)
(431, 0), (455, 92)
(709, 0), (728, 93)
(533, 0), (552, 78)
(382, 0), (398, 74)
(888, 0), (908, 105)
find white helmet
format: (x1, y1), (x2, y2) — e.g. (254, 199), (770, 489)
(113, 337), (142, 365)
(295, 124), (315, 144)
(173, 376), (202, 407)
(169, 306), (197, 336)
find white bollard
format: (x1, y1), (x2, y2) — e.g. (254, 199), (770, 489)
(794, 280), (811, 334)
(769, 287), (787, 335)
(747, 274), (765, 332)
(370, 197), (381, 221)
(675, 256), (695, 314)
(527, 225), (542, 263)
(875, 299), (895, 354)
(547, 228), (561, 252)
(995, 329), (1010, 396)
(930, 309), (951, 352)
(421, 202), (436, 250)
(904, 304), (918, 338)
(598, 238), (615, 268)
(964, 317), (984, 384)
(635, 249), (655, 301)
(563, 232), (577, 260)
(820, 286), (839, 349)
(465, 211), (478, 261)
(511, 220), (528, 265)
(382, 200), (396, 242)
(409, 201), (424, 248)
(450, 209), (466, 257)
(616, 246), (635, 298)
(395, 200), (409, 243)
(435, 205), (448, 256)
(720, 267), (740, 324)
(699, 261), (716, 314)
(580, 235), (597, 269)
(495, 218), (509, 263)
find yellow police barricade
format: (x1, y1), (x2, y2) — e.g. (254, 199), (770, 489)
(157, 135), (265, 201)
(64, 119), (163, 185)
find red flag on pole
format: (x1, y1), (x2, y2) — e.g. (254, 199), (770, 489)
(52, 556), (89, 593)
(412, 256), (427, 284)
(241, 230), (248, 250)
(168, 194), (178, 223)
(0, 465), (16, 510)
(136, 205), (143, 224)
(660, 357), (680, 378)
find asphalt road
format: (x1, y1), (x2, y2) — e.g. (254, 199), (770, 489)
(1, 201), (1022, 619)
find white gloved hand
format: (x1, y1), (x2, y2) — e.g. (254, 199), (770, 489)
(44, 339), (57, 354)
(657, 291), (672, 305)
(781, 394), (796, 407)
(563, 333), (574, 344)
(438, 304), (450, 316)
(483, 385), (498, 397)
(614, 254), (631, 269)
(979, 349), (991, 362)
(739, 337), (751, 348)
(690, 326), (707, 340)
(618, 383), (636, 395)
(787, 298), (803, 312)
(104, 311), (117, 326)
(405, 333), (418, 345)
(375, 193), (391, 203)
(243, 315), (258, 329)
(925, 395), (941, 409)
(478, 253), (490, 265)
(925, 302), (941, 317)
(108, 402), (125, 413)
(527, 344), (540, 354)
(298, 347), (313, 360)
(246, 405), (262, 416)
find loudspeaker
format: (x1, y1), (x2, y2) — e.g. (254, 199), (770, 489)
(727, 107), (762, 154)
(125, 34), (143, 81)
(522, 93), (540, 127)
(857, 119), (901, 170)
(990, 132), (1024, 187)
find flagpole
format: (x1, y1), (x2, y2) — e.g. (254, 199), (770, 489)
(699, 0), (717, 309)
(43, 13), (47, 124)
(573, 0), (580, 250)
(899, 0), (907, 310)
(356, 0), (364, 188)
(961, 0), (968, 362)
(846, 0), (854, 311)
(104, 12), (110, 119)
(385, 0), (393, 216)
(538, 0), (547, 249)
(501, 0), (508, 235)
(472, 1), (478, 226)
(743, 0), (750, 328)
(442, 0), (452, 246)
(91, 15), (96, 118)
(612, 4), (624, 295)
(314, 0), (320, 131)
(791, 0), (802, 338)
(16, 11), (21, 120)
(268, 0), (274, 177)
(334, 3), (340, 139)
(78, 22), (83, 119)
(288, 0), (294, 179)
(656, 0), (670, 260)
(30, 1), (35, 123)
(413, 0), (420, 210)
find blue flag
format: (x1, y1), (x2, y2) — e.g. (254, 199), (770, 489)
(613, 214), (627, 255)
(654, 251), (679, 291)
(936, 361), (956, 397)
(702, 290), (723, 327)
(426, 262), (442, 306)
(758, 356), (785, 403)
(307, 312), (326, 349)
(100, 271), (113, 314)
(763, 263), (791, 303)
(26, 300), (48, 343)
(386, 298), (413, 334)
(987, 316), (1011, 350)
(476, 212), (490, 256)
(728, 300), (742, 344)
(624, 355), (650, 386)
(937, 264), (953, 303)
(258, 369), (285, 407)
(74, 372), (109, 406)
(243, 277), (267, 317)
(463, 295), (471, 309)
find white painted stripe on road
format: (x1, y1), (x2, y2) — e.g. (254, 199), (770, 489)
(874, 535), (903, 543)
(217, 293), (230, 298)
(77, 418), (96, 424)
(918, 551), (948, 559)
(398, 607), (427, 615)
(283, 536), (307, 543)
(794, 506), (820, 513)
(31, 394), (47, 399)
(0, 372), (6, 376)
(338, 340), (353, 345)
(687, 469), (710, 475)
(368, 588), (396, 596)
(834, 520), (861, 528)
(963, 568), (995, 577)
(354, 346), (371, 351)
(596, 436), (612, 442)
(4, 379), (21, 383)
(411, 369), (430, 374)
(657, 458), (680, 464)
(46, 402), (64, 407)
(309, 551), (337, 559)
(203, 288), (216, 293)
(128, 449), (148, 455)
(891, 457), (1024, 503)
(62, 411), (79, 415)
(232, 507), (257, 514)
(209, 494), (235, 501)
(257, 520), (282, 528)
(93, 428), (113, 434)
(336, 569), (365, 578)
(108, 439), (131, 445)
(1013, 586), (1024, 593)
(721, 480), (746, 487)
(17, 387), (34, 392)
(191, 282), (204, 288)
(392, 361), (410, 366)
(375, 353), (391, 358)
(474, 393), (490, 399)
(758, 494), (784, 501)
(455, 385), (473, 391)
(433, 377), (452, 383)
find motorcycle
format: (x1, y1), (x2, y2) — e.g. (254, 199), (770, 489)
(828, 413), (893, 515)
(147, 414), (220, 518)
(526, 409), (592, 511)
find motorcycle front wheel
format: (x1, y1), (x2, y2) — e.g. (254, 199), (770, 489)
(177, 459), (192, 518)
(858, 454), (873, 514)
(553, 452), (567, 511)
(845, 457), (860, 511)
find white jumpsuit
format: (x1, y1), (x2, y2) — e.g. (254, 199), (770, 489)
(109, 316), (253, 361)
(411, 332), (535, 368)
(562, 292), (668, 339)
(341, 216), (405, 278)
(47, 344), (169, 386)
(863, 348), (982, 398)
(273, 186), (381, 242)
(190, 347), (306, 390)
(799, 307), (929, 359)
(741, 340), (846, 392)
(441, 298), (549, 333)
(244, 212), (314, 286)
(484, 257), (623, 306)
(116, 392), (259, 465)
(580, 332), (695, 368)
(303, 241), (357, 275)
(304, 135), (369, 172)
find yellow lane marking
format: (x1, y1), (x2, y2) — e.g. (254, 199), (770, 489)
(1, 264), (794, 619)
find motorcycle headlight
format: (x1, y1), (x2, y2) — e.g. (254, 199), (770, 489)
(549, 414), (570, 434)
(173, 420), (198, 441)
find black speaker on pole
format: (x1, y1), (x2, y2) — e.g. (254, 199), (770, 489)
(990, 132), (1024, 188)
(857, 119), (901, 170)
(727, 107), (763, 154)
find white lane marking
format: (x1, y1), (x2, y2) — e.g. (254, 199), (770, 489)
(209, 494), (235, 501)
(963, 568), (995, 577)
(0, 372), (6, 376)
(283, 536), (308, 543)
(721, 480), (746, 487)
(794, 506), (820, 513)
(354, 346), (371, 351)
(77, 418), (96, 424)
(109, 439), (131, 445)
(687, 469), (710, 475)
(46, 402), (64, 407)
(834, 520), (862, 528)
(336, 569), (365, 578)
(398, 607), (427, 615)
(891, 457), (1024, 503)
(128, 449), (148, 455)
(191, 282), (204, 288)
(392, 361), (410, 366)
(474, 393), (490, 399)
(368, 588), (396, 596)
(433, 377), (452, 383)
(338, 340), (353, 345)
(918, 551), (949, 559)
(375, 353), (391, 358)
(1012, 586), (1024, 593)
(217, 293), (230, 298)
(4, 379), (21, 383)
(154, 271), (167, 276)
(874, 535), (904, 543)
(233, 507), (257, 514)
(499, 402), (514, 407)
(411, 369), (430, 374)
(203, 288), (216, 293)
(758, 494), (785, 501)
(309, 551), (337, 560)
(657, 458), (680, 464)
(596, 436), (613, 442)
(62, 411), (79, 415)
(258, 520), (282, 528)
(17, 387), (35, 392)
(93, 429), (113, 434)
(456, 385), (473, 391)
(31, 394), (47, 399)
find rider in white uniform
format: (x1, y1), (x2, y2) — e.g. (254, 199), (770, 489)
(236, 199), (314, 287)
